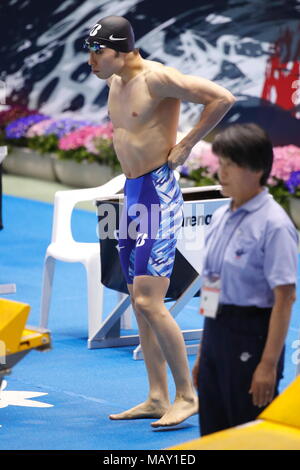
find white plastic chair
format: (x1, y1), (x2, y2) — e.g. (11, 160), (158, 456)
(39, 174), (126, 341)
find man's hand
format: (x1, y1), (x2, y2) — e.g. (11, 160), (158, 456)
(249, 360), (277, 408)
(249, 284), (296, 409)
(167, 142), (191, 170)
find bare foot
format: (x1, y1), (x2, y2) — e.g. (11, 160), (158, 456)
(151, 394), (198, 428)
(109, 399), (169, 420)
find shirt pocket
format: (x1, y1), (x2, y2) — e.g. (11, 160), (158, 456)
(225, 236), (258, 269)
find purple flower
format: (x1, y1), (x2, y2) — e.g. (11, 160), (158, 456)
(5, 114), (50, 139)
(179, 165), (190, 177)
(44, 118), (95, 138)
(285, 170), (300, 194)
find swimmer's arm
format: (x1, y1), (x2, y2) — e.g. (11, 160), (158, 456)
(146, 68), (236, 168)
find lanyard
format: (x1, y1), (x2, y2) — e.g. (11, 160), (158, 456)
(205, 209), (248, 277)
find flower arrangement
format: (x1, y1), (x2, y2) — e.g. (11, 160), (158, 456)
(26, 118), (55, 137)
(0, 105), (38, 132)
(269, 145), (300, 183)
(268, 145), (300, 209)
(3, 113), (50, 148)
(179, 140), (300, 210)
(83, 123), (114, 154)
(286, 170), (300, 228)
(21, 118), (58, 153)
(5, 114), (50, 139)
(24, 118), (58, 153)
(285, 171), (300, 198)
(5, 114), (48, 151)
(179, 140), (219, 186)
(43, 118), (94, 138)
(57, 123), (119, 170)
(58, 124), (112, 151)
(92, 134), (119, 169)
(1, 106), (119, 171)
(3, 104), (299, 198)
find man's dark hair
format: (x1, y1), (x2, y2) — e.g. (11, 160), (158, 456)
(212, 123), (274, 185)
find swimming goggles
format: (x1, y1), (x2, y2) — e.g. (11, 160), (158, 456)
(83, 39), (106, 51)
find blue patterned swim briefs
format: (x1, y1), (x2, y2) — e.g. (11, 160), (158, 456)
(118, 163), (184, 284)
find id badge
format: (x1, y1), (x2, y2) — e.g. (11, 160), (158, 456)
(199, 276), (221, 319)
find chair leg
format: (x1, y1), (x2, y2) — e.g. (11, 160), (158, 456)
(85, 253), (104, 342)
(119, 292), (132, 330)
(39, 255), (56, 329)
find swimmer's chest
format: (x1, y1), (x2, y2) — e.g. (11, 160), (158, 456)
(108, 75), (161, 130)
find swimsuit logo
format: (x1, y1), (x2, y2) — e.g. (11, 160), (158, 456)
(235, 248), (245, 258)
(113, 229), (119, 241)
(235, 248), (246, 256)
(109, 34), (127, 41)
(136, 233), (148, 247)
(90, 24), (102, 36)
(114, 230), (123, 252)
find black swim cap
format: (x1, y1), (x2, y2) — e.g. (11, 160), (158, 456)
(84, 15), (135, 53)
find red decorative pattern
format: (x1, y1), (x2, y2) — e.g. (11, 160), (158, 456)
(261, 26), (300, 118)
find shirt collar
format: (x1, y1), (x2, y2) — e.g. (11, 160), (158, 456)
(227, 187), (271, 214)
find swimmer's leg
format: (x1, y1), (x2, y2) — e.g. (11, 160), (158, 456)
(134, 276), (198, 428)
(109, 283), (170, 420)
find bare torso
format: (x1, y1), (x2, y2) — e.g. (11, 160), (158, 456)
(108, 60), (180, 178)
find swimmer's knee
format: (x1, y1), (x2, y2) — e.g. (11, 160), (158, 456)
(134, 295), (151, 314)
(130, 294), (146, 318)
(134, 295), (166, 319)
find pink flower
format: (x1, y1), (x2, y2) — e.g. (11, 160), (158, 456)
(182, 142), (300, 186)
(58, 123), (113, 151)
(201, 147), (219, 176)
(268, 145), (300, 185)
(85, 135), (99, 155)
(181, 140), (219, 176)
(26, 119), (55, 137)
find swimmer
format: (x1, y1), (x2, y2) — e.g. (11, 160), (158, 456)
(84, 15), (235, 428)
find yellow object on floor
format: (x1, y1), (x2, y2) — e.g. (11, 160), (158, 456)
(169, 376), (300, 450)
(259, 375), (300, 430)
(0, 298), (51, 383)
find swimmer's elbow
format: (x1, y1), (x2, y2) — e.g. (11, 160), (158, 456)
(209, 92), (236, 114)
(205, 90), (236, 110)
(219, 91), (236, 109)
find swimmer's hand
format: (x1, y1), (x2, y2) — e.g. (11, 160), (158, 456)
(167, 142), (192, 170)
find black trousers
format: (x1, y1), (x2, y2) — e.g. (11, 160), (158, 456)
(197, 304), (285, 436)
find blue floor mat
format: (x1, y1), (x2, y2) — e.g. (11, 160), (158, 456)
(0, 194), (299, 450)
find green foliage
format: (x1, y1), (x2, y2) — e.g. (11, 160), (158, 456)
(93, 137), (120, 171)
(5, 136), (28, 148)
(27, 134), (59, 153)
(268, 181), (291, 212)
(0, 132), (6, 146)
(56, 147), (96, 163)
(189, 168), (218, 187)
